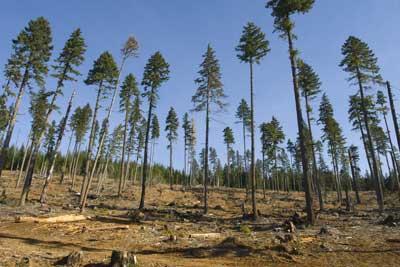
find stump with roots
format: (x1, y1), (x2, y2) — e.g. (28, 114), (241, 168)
(110, 250), (138, 267)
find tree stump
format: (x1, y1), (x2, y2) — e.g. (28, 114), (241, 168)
(66, 251), (83, 267)
(110, 251), (138, 267)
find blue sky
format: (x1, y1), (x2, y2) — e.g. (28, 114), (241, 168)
(1, 0), (400, 173)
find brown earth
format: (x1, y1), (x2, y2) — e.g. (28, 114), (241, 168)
(0, 170), (400, 266)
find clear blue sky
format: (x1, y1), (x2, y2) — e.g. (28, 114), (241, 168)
(1, 0), (400, 173)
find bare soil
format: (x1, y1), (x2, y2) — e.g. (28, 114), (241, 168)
(1, 170), (400, 266)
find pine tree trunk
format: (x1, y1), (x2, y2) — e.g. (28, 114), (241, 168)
(203, 85), (210, 214)
(81, 82), (103, 200)
(305, 96), (324, 210)
(348, 149), (361, 204)
(20, 139), (42, 205)
(242, 120), (249, 195)
(0, 69), (29, 178)
(387, 81), (400, 151)
(249, 61), (257, 220)
(118, 109), (129, 197)
(71, 143), (82, 190)
(69, 142), (78, 187)
(139, 89), (154, 210)
(385, 82), (400, 193)
(16, 137), (31, 188)
(80, 59), (126, 211)
(184, 137), (187, 185)
(357, 69), (384, 211)
(287, 30), (314, 224)
(226, 143), (230, 188)
(60, 131), (74, 184)
(40, 91), (75, 203)
(169, 139), (173, 190)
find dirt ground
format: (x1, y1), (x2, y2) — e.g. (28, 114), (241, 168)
(0, 170), (400, 266)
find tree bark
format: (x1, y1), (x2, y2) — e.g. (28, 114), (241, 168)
(249, 61), (257, 220)
(386, 81), (400, 193)
(203, 83), (210, 214)
(0, 68), (29, 178)
(169, 139), (173, 190)
(348, 149), (361, 204)
(40, 91), (75, 203)
(357, 69), (384, 211)
(304, 95), (324, 211)
(287, 28), (314, 224)
(118, 108), (130, 197)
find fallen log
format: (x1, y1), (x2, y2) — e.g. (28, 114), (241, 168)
(84, 225), (130, 232)
(15, 214), (90, 223)
(189, 233), (221, 239)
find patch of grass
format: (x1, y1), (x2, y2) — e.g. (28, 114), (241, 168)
(240, 225), (252, 236)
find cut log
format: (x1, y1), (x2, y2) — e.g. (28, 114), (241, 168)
(110, 250), (138, 267)
(189, 233), (221, 239)
(84, 225), (130, 232)
(15, 214), (90, 223)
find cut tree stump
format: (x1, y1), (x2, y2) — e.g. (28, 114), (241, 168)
(15, 214), (90, 223)
(55, 251), (83, 267)
(110, 251), (138, 267)
(66, 251), (83, 267)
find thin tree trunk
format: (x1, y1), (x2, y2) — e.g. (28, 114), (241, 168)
(80, 59), (127, 210)
(357, 69), (384, 211)
(249, 61), (257, 220)
(305, 95), (324, 210)
(0, 68), (29, 178)
(16, 132), (31, 188)
(81, 82), (103, 199)
(385, 82), (400, 193)
(40, 91), (75, 203)
(287, 29), (314, 224)
(242, 120), (249, 195)
(60, 130), (74, 184)
(139, 90), (154, 210)
(169, 139), (173, 190)
(227, 143), (230, 188)
(118, 108), (129, 196)
(203, 84), (210, 214)
(71, 143), (82, 190)
(69, 142), (78, 187)
(348, 149), (361, 204)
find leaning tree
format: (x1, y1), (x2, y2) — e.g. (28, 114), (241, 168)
(21, 28), (86, 203)
(266, 0), (316, 225)
(297, 59), (324, 210)
(0, 17), (53, 178)
(340, 36), (384, 211)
